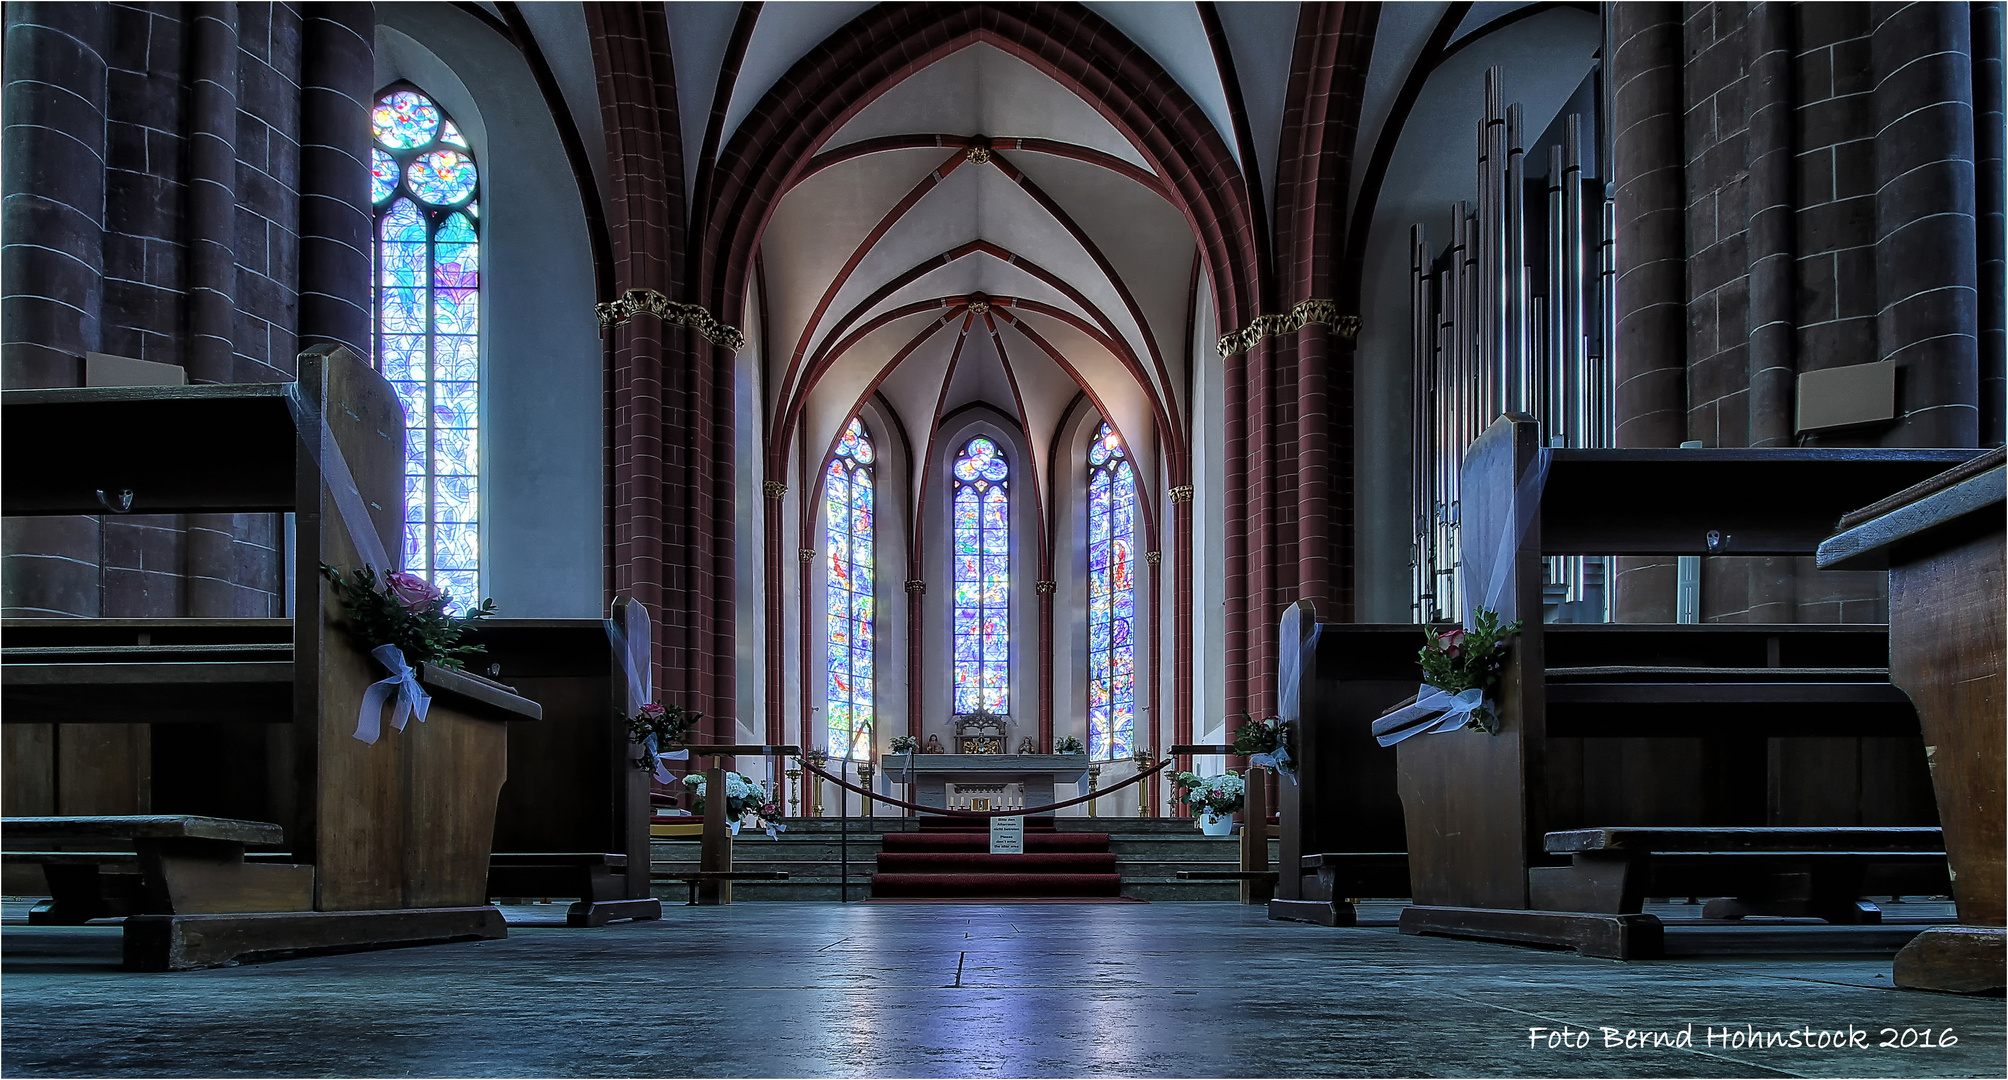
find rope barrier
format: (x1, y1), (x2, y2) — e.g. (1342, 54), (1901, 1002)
(792, 756), (1174, 819)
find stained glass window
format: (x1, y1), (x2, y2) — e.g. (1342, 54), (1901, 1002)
(952, 436), (1011, 715)
(826, 420), (876, 760)
(1086, 423), (1136, 761)
(370, 86), (480, 611)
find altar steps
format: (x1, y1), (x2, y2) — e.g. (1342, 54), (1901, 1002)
(872, 818), (1122, 899)
(648, 819), (1277, 901)
(876, 852), (1118, 874)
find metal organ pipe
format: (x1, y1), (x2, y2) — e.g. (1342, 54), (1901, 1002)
(1408, 70), (1616, 623)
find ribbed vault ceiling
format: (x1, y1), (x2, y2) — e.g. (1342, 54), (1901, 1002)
(760, 41), (1200, 514)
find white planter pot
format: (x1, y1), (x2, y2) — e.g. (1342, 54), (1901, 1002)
(1198, 809), (1235, 836)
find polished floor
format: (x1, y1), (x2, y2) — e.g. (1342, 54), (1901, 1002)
(1, 901), (2002, 1078)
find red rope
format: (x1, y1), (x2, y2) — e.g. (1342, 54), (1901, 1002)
(793, 756), (1173, 818)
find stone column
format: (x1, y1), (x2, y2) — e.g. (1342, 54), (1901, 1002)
(1, 4), (110, 619)
(1746, 2), (1796, 448)
(1608, 2), (1686, 621)
(297, 3), (375, 357)
(1971, 1), (2005, 445)
(1871, 2), (1980, 447)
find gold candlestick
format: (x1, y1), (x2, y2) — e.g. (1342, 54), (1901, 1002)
(786, 767), (801, 818)
(1134, 748), (1154, 818)
(1087, 764), (1102, 817)
(857, 761), (876, 816)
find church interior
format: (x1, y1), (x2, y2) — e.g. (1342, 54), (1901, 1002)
(2, 1), (2005, 1076)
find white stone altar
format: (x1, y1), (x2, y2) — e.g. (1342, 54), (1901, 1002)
(879, 754), (1090, 810)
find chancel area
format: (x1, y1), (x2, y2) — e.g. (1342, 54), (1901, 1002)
(2, 2), (2005, 1077)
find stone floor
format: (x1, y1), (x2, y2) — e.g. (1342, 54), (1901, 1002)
(2, 901), (2002, 1078)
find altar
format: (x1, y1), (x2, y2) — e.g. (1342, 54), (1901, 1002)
(879, 754), (1091, 810)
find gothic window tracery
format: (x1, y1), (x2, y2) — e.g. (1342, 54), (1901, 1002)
(370, 85), (481, 610)
(952, 436), (1010, 716)
(1086, 423), (1136, 760)
(826, 419), (875, 760)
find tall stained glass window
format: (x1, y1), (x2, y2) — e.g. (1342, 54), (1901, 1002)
(826, 420), (876, 760)
(1086, 423), (1136, 760)
(952, 436), (1010, 715)
(370, 85), (481, 610)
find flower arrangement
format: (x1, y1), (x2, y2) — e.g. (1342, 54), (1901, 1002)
(888, 735), (920, 756)
(681, 771), (775, 820)
(1372, 608), (1523, 745)
(1173, 770), (1245, 817)
(1232, 714), (1295, 779)
(626, 701), (702, 772)
(1053, 734), (1086, 755)
(1416, 608), (1520, 732)
(320, 565), (495, 668)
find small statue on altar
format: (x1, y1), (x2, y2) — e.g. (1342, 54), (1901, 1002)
(1016, 737), (1038, 755)
(922, 734), (946, 754)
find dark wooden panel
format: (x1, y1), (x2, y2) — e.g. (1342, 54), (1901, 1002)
(3, 724), (56, 815)
(292, 345), (519, 911)
(1889, 529), (2007, 926)
(1397, 416), (1545, 910)
(1, 384), (298, 515)
(1276, 613), (1418, 903)
(55, 724), (150, 814)
(1540, 448), (1978, 555)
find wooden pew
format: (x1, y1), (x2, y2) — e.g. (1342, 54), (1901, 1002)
(468, 600), (660, 926)
(1267, 601), (1417, 926)
(1819, 447), (2006, 993)
(1394, 414), (1971, 957)
(1, 344), (540, 969)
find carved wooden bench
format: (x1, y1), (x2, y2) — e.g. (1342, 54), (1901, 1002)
(650, 870), (790, 906)
(1530, 826), (1949, 924)
(487, 853), (660, 926)
(2, 815), (310, 925)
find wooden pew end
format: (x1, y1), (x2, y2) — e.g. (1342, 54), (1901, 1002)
(122, 907), (508, 972)
(1893, 927), (2007, 995)
(1400, 905), (1665, 960)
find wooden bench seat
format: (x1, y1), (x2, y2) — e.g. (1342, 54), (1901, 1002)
(487, 852), (659, 927)
(650, 870), (789, 906)
(1530, 826), (1949, 924)
(2, 814), (311, 927)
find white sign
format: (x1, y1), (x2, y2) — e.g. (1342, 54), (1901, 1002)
(989, 815), (1025, 854)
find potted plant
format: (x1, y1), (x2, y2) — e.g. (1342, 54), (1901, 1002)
(1173, 771), (1245, 835)
(888, 735), (919, 759)
(1054, 734), (1086, 755)
(680, 772), (774, 835)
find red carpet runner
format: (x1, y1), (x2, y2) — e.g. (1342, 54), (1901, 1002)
(870, 816), (1123, 899)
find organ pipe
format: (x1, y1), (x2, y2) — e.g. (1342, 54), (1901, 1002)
(1410, 69), (1617, 623)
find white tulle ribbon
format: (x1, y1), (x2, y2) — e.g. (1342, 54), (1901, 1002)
(1248, 745), (1296, 784)
(763, 820), (787, 839)
(606, 616), (684, 782)
(284, 383), (396, 574)
(355, 644), (430, 744)
(1372, 684), (1488, 747)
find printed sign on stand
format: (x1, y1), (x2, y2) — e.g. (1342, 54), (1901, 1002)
(989, 815), (1025, 854)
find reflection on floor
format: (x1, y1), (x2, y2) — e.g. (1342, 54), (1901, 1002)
(3, 899), (2001, 1078)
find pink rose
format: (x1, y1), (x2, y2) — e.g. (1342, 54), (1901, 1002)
(639, 703), (666, 720)
(1432, 627), (1466, 658)
(385, 571), (443, 612)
